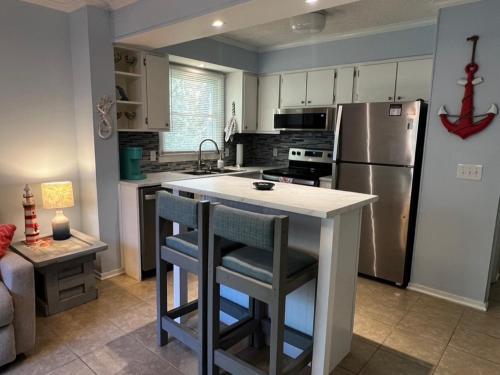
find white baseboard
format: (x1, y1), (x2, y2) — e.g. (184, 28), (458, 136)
(407, 282), (487, 311)
(95, 267), (125, 280)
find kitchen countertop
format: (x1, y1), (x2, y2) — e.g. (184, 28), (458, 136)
(162, 175), (377, 218)
(119, 166), (274, 188)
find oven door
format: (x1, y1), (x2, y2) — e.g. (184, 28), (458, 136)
(274, 107), (334, 131)
(262, 173), (318, 186)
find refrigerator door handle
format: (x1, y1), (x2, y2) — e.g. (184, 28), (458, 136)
(333, 104), (343, 162)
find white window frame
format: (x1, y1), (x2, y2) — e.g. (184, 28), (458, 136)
(159, 64), (225, 163)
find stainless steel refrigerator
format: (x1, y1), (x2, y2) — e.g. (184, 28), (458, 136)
(333, 101), (427, 286)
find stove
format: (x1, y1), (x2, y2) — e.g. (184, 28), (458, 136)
(262, 148), (333, 186)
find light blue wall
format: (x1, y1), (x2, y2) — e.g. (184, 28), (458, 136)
(159, 26), (435, 75)
(412, 0), (500, 305)
(156, 38), (259, 73)
(0, 0), (81, 239)
(259, 25), (436, 74)
(112, 0), (251, 40)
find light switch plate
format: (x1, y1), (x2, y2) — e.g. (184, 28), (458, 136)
(457, 164), (483, 181)
(150, 150), (157, 162)
(273, 148), (278, 157)
(224, 148), (229, 157)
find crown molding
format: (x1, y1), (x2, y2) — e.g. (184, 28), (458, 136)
(19, 0), (136, 13)
(210, 35), (259, 52)
(432, 0), (481, 8)
(257, 17), (437, 53)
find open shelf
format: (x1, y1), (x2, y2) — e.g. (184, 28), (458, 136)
(115, 71), (142, 78)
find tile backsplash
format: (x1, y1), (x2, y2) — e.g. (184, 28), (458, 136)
(118, 131), (335, 174)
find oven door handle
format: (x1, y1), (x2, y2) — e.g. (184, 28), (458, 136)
(262, 174), (280, 182)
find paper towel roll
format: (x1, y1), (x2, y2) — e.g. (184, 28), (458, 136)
(236, 144), (243, 166)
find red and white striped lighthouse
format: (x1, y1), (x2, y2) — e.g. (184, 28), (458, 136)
(23, 184), (40, 244)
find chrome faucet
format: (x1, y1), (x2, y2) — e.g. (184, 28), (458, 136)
(197, 139), (220, 171)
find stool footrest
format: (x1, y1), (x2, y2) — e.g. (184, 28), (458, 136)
(214, 349), (267, 375)
(166, 300), (198, 319)
(220, 317), (260, 350)
(161, 316), (199, 352)
(283, 346), (313, 375)
(261, 317), (313, 351)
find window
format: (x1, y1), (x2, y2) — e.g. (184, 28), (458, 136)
(161, 65), (224, 157)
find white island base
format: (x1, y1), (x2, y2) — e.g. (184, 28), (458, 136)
(162, 176), (377, 375)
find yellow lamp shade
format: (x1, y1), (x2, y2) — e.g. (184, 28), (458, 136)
(41, 181), (74, 209)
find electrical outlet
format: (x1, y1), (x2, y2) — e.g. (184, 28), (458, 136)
(273, 148), (278, 157)
(457, 164), (483, 181)
(150, 150), (157, 162)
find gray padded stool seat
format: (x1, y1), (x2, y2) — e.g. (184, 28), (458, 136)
(222, 246), (316, 284)
(166, 231), (241, 259)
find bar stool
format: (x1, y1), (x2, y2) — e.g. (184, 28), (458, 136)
(207, 204), (319, 375)
(155, 192), (243, 375)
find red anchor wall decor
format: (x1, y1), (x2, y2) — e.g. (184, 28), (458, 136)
(439, 35), (497, 139)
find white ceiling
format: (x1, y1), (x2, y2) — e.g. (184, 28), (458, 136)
(218, 0), (440, 51)
(18, 0), (140, 12)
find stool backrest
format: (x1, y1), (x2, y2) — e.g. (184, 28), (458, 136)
(157, 191), (199, 228)
(212, 205), (282, 252)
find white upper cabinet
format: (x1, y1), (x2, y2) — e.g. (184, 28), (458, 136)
(395, 59), (433, 101)
(225, 71), (258, 133)
(355, 62), (398, 103)
(336, 67), (355, 105)
(145, 54), (170, 130)
(258, 75), (280, 133)
(306, 69), (335, 106)
(243, 73), (258, 132)
(281, 72), (307, 107)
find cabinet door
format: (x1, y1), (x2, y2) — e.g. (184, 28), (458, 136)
(336, 67), (355, 105)
(281, 72), (307, 107)
(258, 75), (280, 133)
(395, 59), (433, 101)
(355, 62), (397, 103)
(243, 73), (258, 133)
(306, 69), (335, 106)
(145, 54), (170, 130)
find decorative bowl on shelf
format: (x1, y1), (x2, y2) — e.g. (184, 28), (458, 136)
(253, 182), (275, 191)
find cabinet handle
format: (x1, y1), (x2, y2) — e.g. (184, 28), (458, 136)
(301, 101), (305, 104)
(144, 194), (156, 201)
(388, 96), (393, 100)
(307, 101), (311, 104)
(397, 96), (403, 100)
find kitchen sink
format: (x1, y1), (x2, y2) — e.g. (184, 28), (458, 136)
(180, 168), (243, 176)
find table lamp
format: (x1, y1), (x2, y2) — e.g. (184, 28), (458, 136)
(41, 181), (74, 240)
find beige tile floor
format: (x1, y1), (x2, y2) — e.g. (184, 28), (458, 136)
(2, 274), (500, 374)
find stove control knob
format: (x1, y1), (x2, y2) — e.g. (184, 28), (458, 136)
(297, 151), (301, 155)
(328, 153), (332, 158)
(292, 151), (296, 155)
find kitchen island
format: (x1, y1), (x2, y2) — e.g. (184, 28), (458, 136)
(162, 176), (377, 374)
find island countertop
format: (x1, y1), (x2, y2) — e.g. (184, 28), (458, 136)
(162, 175), (378, 218)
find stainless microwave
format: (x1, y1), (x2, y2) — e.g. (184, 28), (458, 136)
(274, 107), (335, 131)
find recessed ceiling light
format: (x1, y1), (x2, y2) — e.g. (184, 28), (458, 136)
(212, 20), (224, 28)
(199, 64), (205, 68)
(305, 0), (318, 4)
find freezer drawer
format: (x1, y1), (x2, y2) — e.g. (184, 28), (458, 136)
(335, 101), (421, 166)
(337, 163), (413, 284)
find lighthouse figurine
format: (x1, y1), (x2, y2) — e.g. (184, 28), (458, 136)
(22, 184), (40, 244)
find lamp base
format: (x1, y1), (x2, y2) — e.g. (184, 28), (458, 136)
(52, 210), (71, 241)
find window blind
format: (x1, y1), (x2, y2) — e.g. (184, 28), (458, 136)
(162, 65), (225, 153)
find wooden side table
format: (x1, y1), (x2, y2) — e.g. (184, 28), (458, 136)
(10, 230), (107, 316)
